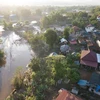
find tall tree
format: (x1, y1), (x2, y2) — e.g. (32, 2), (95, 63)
(63, 27), (70, 39)
(44, 29), (57, 48)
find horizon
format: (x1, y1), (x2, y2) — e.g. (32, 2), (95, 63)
(0, 0), (100, 6)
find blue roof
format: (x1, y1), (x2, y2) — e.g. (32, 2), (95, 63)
(78, 80), (89, 86)
(96, 85), (100, 92)
(94, 32), (100, 35)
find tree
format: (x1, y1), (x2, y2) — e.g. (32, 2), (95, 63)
(63, 27), (70, 39)
(24, 31), (49, 57)
(20, 9), (31, 19)
(44, 29), (57, 48)
(41, 16), (50, 28)
(35, 9), (42, 16)
(78, 12), (88, 18)
(68, 68), (80, 83)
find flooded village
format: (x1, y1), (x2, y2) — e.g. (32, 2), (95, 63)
(0, 4), (100, 100)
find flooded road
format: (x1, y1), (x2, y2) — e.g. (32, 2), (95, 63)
(0, 31), (34, 100)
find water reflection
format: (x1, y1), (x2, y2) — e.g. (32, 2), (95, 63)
(0, 31), (34, 100)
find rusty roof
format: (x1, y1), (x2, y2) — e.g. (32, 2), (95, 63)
(56, 90), (82, 100)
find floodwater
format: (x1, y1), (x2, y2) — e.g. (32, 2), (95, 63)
(0, 31), (34, 100)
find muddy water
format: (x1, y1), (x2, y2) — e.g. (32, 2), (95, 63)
(0, 31), (34, 100)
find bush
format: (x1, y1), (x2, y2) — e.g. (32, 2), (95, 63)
(12, 69), (24, 90)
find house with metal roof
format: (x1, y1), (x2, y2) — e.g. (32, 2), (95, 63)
(56, 89), (82, 100)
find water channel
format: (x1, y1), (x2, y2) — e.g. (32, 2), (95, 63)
(0, 31), (34, 100)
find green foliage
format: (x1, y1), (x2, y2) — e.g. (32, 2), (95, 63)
(78, 12), (88, 18)
(41, 11), (66, 28)
(24, 31), (49, 57)
(44, 29), (57, 48)
(20, 9), (31, 19)
(29, 58), (41, 72)
(3, 20), (8, 30)
(0, 50), (6, 66)
(41, 16), (50, 28)
(3, 20), (13, 30)
(25, 96), (36, 100)
(12, 68), (24, 90)
(63, 27), (70, 39)
(35, 9), (42, 16)
(68, 68), (80, 83)
(6, 96), (14, 100)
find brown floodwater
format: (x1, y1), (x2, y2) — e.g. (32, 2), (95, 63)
(0, 31), (34, 100)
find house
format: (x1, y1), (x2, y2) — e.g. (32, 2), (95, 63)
(89, 72), (100, 85)
(85, 24), (95, 33)
(78, 37), (87, 45)
(69, 38), (77, 45)
(9, 14), (18, 22)
(97, 15), (100, 21)
(72, 26), (81, 34)
(88, 40), (100, 53)
(69, 33), (78, 45)
(60, 38), (67, 44)
(60, 44), (70, 54)
(80, 50), (98, 68)
(56, 89), (82, 100)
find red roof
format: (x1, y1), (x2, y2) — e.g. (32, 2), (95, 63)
(56, 90), (82, 100)
(80, 50), (98, 68)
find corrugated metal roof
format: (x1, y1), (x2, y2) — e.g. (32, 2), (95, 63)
(81, 50), (97, 62)
(96, 53), (100, 63)
(80, 50), (98, 68)
(56, 90), (82, 100)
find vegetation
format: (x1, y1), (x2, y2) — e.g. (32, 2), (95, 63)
(63, 27), (70, 39)
(3, 20), (13, 30)
(7, 54), (80, 100)
(44, 29), (57, 48)
(24, 31), (49, 57)
(4, 5), (100, 100)
(0, 50), (6, 66)
(41, 11), (68, 28)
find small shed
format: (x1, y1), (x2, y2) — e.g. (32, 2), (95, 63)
(80, 50), (98, 68)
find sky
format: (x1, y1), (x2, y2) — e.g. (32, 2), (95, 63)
(0, 0), (100, 6)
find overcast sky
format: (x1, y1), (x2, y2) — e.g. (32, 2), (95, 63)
(0, 0), (100, 6)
